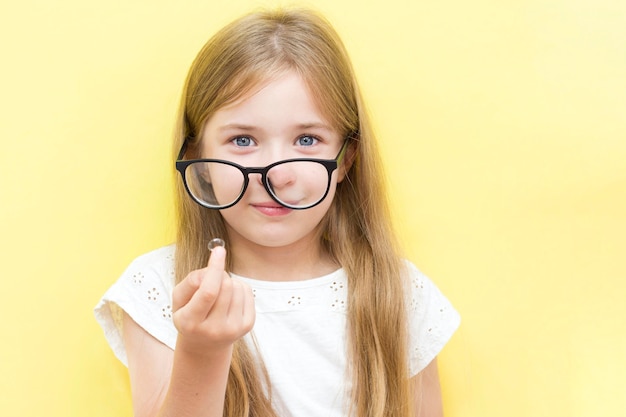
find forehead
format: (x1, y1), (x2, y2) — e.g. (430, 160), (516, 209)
(206, 71), (335, 131)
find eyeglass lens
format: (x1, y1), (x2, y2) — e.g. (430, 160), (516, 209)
(184, 160), (332, 209)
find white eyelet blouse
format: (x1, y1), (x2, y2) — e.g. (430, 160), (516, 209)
(95, 245), (460, 417)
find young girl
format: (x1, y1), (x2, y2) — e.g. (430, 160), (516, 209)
(95, 8), (460, 417)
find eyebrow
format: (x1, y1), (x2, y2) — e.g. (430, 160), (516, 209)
(218, 123), (257, 132)
(218, 122), (334, 132)
(297, 122), (334, 132)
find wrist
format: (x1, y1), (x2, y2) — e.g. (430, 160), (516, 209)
(174, 335), (234, 362)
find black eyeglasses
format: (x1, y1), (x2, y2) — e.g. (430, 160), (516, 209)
(175, 139), (349, 210)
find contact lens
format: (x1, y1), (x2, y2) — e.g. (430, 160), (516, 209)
(208, 238), (226, 251)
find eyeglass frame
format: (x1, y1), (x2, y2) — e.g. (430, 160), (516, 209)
(175, 136), (351, 210)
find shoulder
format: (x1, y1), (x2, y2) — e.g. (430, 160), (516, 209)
(401, 260), (454, 312)
(401, 260), (461, 375)
(124, 244), (176, 279)
(115, 244), (177, 303)
(94, 244), (178, 366)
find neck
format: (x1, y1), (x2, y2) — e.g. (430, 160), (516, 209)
(226, 232), (338, 282)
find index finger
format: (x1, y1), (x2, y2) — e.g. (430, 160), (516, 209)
(172, 246), (227, 311)
(180, 245), (228, 318)
(206, 245), (226, 272)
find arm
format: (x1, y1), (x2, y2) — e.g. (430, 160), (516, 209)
(412, 357), (444, 417)
(122, 246), (255, 417)
(122, 313), (172, 417)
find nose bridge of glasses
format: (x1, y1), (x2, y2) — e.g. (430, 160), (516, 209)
(243, 166), (268, 175)
(241, 166), (267, 185)
(242, 163), (295, 188)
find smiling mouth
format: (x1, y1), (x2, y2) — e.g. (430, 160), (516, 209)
(252, 202), (293, 216)
(253, 201), (283, 208)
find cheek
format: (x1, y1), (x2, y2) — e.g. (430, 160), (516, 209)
(210, 165), (245, 204)
(335, 160), (353, 183)
(315, 180), (338, 214)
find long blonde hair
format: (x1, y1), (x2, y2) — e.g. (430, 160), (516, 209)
(173, 8), (413, 417)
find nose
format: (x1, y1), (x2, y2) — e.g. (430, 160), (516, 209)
(251, 171), (264, 186)
(252, 147), (291, 186)
(266, 163), (297, 190)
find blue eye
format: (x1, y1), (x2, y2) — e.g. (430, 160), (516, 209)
(233, 136), (253, 147)
(297, 135), (318, 146)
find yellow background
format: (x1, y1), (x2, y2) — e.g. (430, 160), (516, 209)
(1, 0), (624, 416)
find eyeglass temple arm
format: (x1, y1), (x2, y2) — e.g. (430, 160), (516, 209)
(336, 130), (357, 164)
(176, 137), (191, 160)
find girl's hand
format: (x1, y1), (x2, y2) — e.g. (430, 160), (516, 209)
(171, 246), (255, 357)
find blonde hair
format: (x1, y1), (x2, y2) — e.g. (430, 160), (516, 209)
(173, 8), (413, 417)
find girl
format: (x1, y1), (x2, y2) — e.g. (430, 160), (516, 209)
(95, 8), (460, 417)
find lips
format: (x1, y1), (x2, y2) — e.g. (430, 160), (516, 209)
(252, 202), (293, 216)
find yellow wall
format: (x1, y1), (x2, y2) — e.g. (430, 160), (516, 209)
(1, 0), (624, 416)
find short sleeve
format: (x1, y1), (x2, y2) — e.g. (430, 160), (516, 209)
(404, 261), (461, 375)
(94, 245), (178, 366)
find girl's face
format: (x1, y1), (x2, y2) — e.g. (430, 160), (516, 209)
(200, 71), (346, 254)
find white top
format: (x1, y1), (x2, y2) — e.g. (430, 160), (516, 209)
(94, 245), (460, 417)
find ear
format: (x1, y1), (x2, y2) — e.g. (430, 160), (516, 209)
(337, 140), (357, 183)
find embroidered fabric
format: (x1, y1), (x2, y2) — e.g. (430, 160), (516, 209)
(94, 245), (460, 415)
